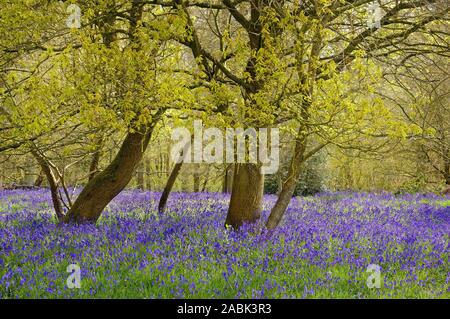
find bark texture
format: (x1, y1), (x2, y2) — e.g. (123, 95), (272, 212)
(225, 163), (264, 229)
(64, 130), (152, 224)
(32, 150), (64, 221)
(88, 137), (103, 182)
(266, 136), (307, 230)
(158, 139), (190, 213)
(222, 164), (234, 193)
(158, 161), (183, 213)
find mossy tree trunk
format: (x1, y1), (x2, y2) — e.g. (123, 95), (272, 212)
(225, 163), (264, 229)
(88, 136), (103, 182)
(158, 161), (183, 213)
(64, 129), (153, 224)
(266, 135), (307, 230)
(158, 138), (190, 213)
(31, 149), (64, 221)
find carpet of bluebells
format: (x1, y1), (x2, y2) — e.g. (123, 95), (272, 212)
(0, 189), (449, 298)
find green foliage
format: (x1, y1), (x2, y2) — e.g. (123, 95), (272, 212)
(294, 153), (326, 196)
(396, 174), (428, 195)
(265, 151), (326, 196)
(1, 0), (449, 196)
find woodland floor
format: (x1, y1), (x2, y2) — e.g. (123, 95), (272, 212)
(0, 189), (449, 298)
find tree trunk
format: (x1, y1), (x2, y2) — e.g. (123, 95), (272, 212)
(158, 161), (183, 213)
(193, 164), (200, 192)
(443, 184), (450, 195)
(136, 160), (145, 189)
(145, 157), (152, 190)
(201, 166), (210, 192)
(88, 137), (103, 182)
(222, 164), (234, 193)
(266, 135), (307, 230)
(34, 169), (44, 187)
(276, 173), (283, 195)
(225, 163), (264, 229)
(64, 130), (152, 224)
(443, 157), (450, 195)
(222, 167), (228, 193)
(444, 151), (450, 186)
(32, 150), (64, 221)
(158, 139), (190, 213)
